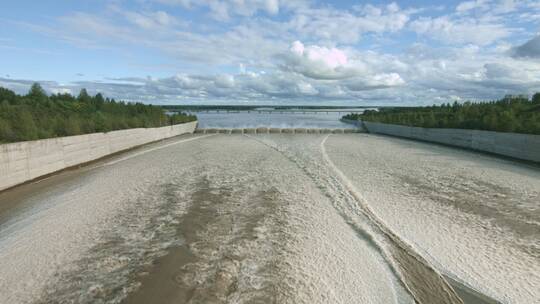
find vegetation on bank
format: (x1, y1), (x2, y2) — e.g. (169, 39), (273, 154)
(0, 84), (196, 143)
(343, 94), (540, 135)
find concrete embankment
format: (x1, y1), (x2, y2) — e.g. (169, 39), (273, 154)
(0, 121), (197, 191)
(363, 121), (540, 163)
(340, 118), (366, 131)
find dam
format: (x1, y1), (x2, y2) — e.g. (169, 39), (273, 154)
(3, 0), (540, 302)
(194, 127), (364, 134)
(0, 130), (538, 304)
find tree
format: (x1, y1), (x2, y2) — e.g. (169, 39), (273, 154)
(498, 111), (515, 132)
(78, 88), (91, 104)
(0, 118), (14, 142)
(93, 112), (107, 132)
(14, 109), (38, 141)
(427, 112), (437, 127)
(533, 93), (540, 105)
(94, 93), (105, 109)
(27, 83), (48, 103)
(0, 85), (196, 143)
(65, 116), (81, 136)
(0, 87), (17, 104)
(350, 93), (540, 135)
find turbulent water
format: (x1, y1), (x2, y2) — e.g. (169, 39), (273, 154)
(0, 134), (538, 304)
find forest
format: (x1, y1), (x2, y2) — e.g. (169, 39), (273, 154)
(0, 84), (196, 143)
(343, 94), (540, 135)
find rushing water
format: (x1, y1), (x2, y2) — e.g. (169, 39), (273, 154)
(192, 110), (364, 129)
(0, 133), (528, 304)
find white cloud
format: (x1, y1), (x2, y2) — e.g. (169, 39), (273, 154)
(171, 74), (201, 89)
(49, 88), (73, 95)
(153, 0), (306, 21)
(290, 3), (410, 44)
(214, 74), (235, 88)
(456, 0), (490, 13)
(290, 41), (348, 69)
(121, 10), (182, 29)
(456, 0), (518, 14)
(512, 35), (540, 59)
(283, 41), (361, 80)
(5, 0), (540, 104)
(495, 0), (517, 13)
(410, 16), (511, 45)
(345, 73), (405, 91)
(483, 62), (528, 80)
(281, 40), (406, 91)
(299, 81), (318, 95)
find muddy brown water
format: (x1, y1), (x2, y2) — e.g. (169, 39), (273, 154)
(123, 178), (286, 304)
(0, 134), (517, 304)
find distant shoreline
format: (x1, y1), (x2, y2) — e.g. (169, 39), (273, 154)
(162, 105), (381, 112)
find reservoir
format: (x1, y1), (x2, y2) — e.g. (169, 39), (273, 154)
(191, 109), (366, 129)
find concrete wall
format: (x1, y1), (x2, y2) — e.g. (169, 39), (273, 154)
(363, 121), (540, 163)
(0, 121), (197, 191)
(340, 119), (367, 131)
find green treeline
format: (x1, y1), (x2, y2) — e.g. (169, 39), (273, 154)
(0, 84), (196, 143)
(343, 94), (540, 135)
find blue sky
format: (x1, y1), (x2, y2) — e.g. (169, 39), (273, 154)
(1, 0), (540, 105)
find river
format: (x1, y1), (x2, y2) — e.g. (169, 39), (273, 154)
(189, 109), (366, 129)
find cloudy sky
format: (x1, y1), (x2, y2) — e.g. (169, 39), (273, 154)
(1, 0), (540, 105)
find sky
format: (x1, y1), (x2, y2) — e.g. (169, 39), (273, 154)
(1, 0), (540, 105)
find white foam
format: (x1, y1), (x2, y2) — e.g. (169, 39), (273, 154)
(0, 135), (209, 304)
(0, 133), (433, 304)
(324, 133), (540, 304)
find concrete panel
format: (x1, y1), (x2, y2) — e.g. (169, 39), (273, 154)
(363, 121), (540, 163)
(0, 121), (197, 191)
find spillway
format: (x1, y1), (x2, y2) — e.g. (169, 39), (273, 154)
(0, 133), (537, 304)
